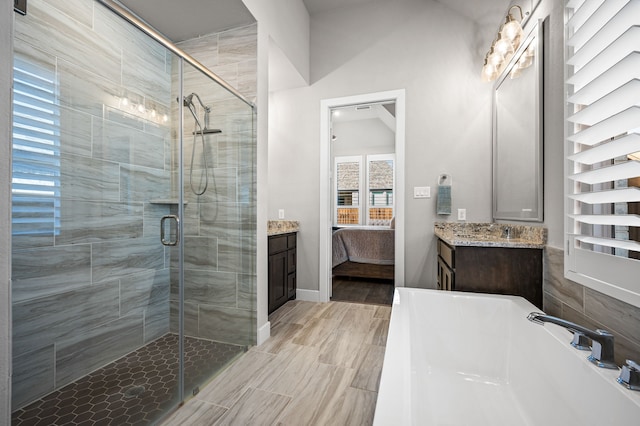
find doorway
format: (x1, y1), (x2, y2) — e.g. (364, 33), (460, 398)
(319, 90), (406, 303)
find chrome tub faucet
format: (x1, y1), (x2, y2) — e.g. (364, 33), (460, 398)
(527, 312), (618, 369)
(618, 360), (640, 391)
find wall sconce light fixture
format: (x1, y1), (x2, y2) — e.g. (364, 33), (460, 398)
(481, 5), (525, 82)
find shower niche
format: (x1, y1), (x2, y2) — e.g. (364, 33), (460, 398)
(10, 0), (257, 424)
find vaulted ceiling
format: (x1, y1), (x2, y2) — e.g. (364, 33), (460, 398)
(117, 0), (510, 42)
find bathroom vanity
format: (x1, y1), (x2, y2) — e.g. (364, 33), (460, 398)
(267, 221), (300, 314)
(435, 223), (546, 308)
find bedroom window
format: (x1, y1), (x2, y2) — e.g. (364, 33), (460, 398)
(334, 154), (395, 226)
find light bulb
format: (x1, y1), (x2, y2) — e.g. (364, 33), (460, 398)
(494, 37), (514, 56)
(501, 20), (523, 48)
(488, 48), (503, 67)
(519, 54), (534, 69)
(481, 63), (497, 82)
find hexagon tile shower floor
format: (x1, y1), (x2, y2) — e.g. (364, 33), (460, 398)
(11, 334), (244, 425)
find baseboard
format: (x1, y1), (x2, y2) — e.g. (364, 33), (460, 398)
(256, 320), (271, 346)
(296, 289), (320, 302)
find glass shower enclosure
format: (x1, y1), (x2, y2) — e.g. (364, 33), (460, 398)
(10, 0), (256, 423)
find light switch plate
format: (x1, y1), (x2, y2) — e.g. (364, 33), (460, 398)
(278, 209), (285, 219)
(458, 208), (466, 221)
(414, 186), (431, 199)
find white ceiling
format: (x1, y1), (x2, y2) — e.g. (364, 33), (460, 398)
(116, 0), (510, 43)
(114, 0), (510, 93)
(332, 103), (397, 132)
(116, 0), (255, 42)
(304, 0), (509, 27)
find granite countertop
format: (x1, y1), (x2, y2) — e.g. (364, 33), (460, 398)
(268, 220), (300, 236)
(434, 222), (547, 249)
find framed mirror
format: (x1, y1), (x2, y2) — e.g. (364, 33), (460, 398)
(493, 20), (543, 222)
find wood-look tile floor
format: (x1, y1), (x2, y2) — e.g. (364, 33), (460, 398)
(161, 300), (391, 426)
(331, 277), (394, 306)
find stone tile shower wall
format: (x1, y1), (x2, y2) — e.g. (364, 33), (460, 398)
(11, 0), (173, 410)
(168, 25), (258, 346)
(543, 247), (640, 366)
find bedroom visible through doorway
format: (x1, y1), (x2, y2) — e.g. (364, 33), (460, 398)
(330, 101), (396, 305)
(319, 89), (405, 303)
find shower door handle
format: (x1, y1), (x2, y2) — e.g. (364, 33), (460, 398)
(160, 215), (180, 246)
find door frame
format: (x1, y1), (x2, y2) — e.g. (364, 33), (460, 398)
(319, 89), (406, 302)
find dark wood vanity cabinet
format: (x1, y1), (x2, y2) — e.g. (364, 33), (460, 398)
(268, 233), (297, 314)
(437, 238), (542, 308)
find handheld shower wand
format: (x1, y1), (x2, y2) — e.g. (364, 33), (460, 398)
(182, 92), (221, 195)
(183, 93), (220, 135)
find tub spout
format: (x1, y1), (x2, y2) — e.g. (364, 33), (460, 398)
(527, 312), (618, 369)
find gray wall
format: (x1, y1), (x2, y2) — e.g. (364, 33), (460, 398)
(1, 0), (14, 424)
(332, 118), (395, 157)
(269, 0), (496, 291)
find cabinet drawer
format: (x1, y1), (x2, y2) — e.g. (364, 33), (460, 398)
(287, 234), (296, 249)
(438, 239), (455, 268)
(269, 234), (288, 254)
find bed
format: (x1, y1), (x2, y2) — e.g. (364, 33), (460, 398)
(332, 227), (395, 280)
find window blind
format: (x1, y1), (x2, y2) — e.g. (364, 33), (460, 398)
(565, 0), (640, 304)
(12, 56), (61, 237)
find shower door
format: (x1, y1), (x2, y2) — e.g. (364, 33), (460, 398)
(11, 0), (181, 421)
(175, 60), (256, 398)
(11, 0), (256, 424)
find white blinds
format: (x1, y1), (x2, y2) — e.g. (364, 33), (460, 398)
(12, 56), (60, 237)
(566, 0), (640, 257)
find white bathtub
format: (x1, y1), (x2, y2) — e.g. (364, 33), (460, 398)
(374, 288), (640, 425)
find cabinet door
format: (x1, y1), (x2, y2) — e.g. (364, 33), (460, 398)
(287, 272), (296, 300)
(437, 257), (453, 291)
(287, 248), (296, 274)
(268, 251), (288, 314)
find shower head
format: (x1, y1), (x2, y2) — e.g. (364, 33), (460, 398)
(182, 92), (221, 134)
(183, 93), (194, 107)
(183, 92), (210, 112)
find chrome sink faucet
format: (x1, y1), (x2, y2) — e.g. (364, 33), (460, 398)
(527, 312), (618, 369)
(502, 226), (511, 239)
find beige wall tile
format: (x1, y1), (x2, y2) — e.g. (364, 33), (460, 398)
(543, 247), (583, 311)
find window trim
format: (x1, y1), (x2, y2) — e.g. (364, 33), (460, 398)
(333, 154), (395, 227)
